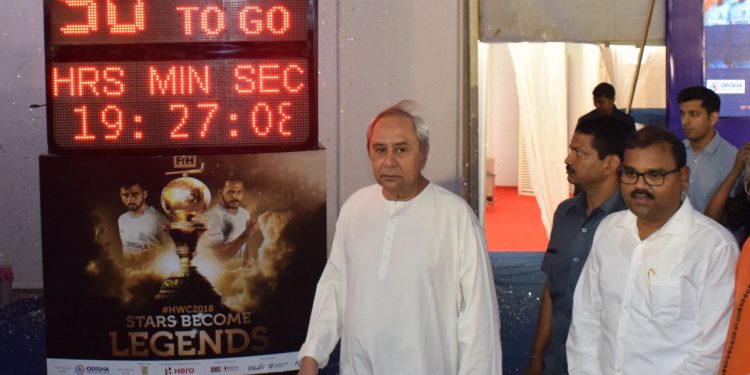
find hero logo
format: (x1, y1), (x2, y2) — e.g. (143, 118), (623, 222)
(164, 368), (196, 375)
(706, 79), (745, 94)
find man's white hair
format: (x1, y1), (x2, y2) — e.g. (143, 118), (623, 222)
(366, 100), (429, 150)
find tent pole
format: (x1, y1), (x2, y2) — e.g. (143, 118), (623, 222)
(627, 0), (658, 114)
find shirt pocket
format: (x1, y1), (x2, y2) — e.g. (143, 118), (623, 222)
(648, 276), (683, 321)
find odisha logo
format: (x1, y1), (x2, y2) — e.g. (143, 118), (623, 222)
(75, 365), (111, 374)
(164, 367), (196, 375)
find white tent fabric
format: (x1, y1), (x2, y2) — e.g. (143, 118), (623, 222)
(508, 43), (571, 233)
(601, 44), (667, 110)
(480, 0), (665, 45)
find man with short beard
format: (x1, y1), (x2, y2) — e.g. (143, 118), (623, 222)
(204, 179), (257, 263)
(117, 182), (170, 259)
(566, 126), (738, 374)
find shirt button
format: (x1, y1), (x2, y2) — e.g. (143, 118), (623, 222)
(573, 257), (580, 262)
(581, 228), (588, 233)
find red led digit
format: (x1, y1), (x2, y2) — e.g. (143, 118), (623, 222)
(106, 0), (145, 34)
(200, 6), (226, 36)
(196, 102), (218, 138)
(278, 102), (292, 136)
(102, 66), (125, 96)
(73, 106), (96, 141)
(266, 6), (291, 35)
(149, 65), (211, 95)
(258, 64), (280, 94)
(188, 66), (211, 94)
(251, 102), (273, 136)
(169, 104), (189, 139)
(101, 105), (123, 140)
(52, 67), (76, 97)
(238, 6), (263, 35)
(234, 64), (256, 94)
(77, 66), (101, 96)
(60, 0), (98, 35)
(150, 66), (177, 95)
(283, 64), (305, 93)
(176, 6), (200, 35)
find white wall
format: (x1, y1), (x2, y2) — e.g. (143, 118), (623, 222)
(1, 1), (465, 288)
(332, 0), (463, 199)
(0, 2), (46, 289)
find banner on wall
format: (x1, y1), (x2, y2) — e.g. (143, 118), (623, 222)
(39, 150), (327, 375)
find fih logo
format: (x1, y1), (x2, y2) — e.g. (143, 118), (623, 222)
(75, 365), (86, 375)
(164, 367), (196, 375)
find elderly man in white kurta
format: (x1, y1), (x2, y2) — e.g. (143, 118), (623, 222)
(566, 126), (737, 374)
(297, 101), (503, 375)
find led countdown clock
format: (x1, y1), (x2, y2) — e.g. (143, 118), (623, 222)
(44, 0), (316, 154)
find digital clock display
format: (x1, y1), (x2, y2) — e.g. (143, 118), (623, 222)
(47, 0), (307, 45)
(44, 0), (316, 154)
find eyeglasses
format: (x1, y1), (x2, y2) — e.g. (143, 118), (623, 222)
(618, 165), (682, 187)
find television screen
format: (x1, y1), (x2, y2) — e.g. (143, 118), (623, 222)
(703, 0), (750, 117)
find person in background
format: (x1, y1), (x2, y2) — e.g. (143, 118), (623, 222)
(525, 117), (627, 375)
(679, 86), (737, 213)
(577, 82), (636, 137)
(704, 142), (750, 244)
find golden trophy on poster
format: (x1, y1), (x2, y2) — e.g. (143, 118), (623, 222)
(154, 171), (224, 308)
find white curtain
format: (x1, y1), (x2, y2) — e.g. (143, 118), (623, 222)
(508, 43), (571, 233)
(601, 45), (667, 111)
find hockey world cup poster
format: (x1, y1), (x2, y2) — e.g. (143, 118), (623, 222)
(40, 151), (326, 374)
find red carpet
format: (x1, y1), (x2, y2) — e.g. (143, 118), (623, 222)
(485, 186), (548, 252)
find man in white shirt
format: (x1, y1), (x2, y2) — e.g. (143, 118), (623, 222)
(297, 101), (502, 374)
(566, 126), (738, 374)
(204, 179), (257, 264)
(117, 182), (171, 260)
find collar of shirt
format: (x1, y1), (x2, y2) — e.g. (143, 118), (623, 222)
(686, 131), (725, 155)
(566, 189), (626, 219)
(381, 182), (432, 216)
(619, 197), (695, 240)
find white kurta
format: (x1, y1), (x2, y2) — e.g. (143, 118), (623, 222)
(299, 183), (502, 374)
(566, 198), (738, 375)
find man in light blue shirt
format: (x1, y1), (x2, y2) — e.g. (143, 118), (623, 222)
(678, 86), (737, 213)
